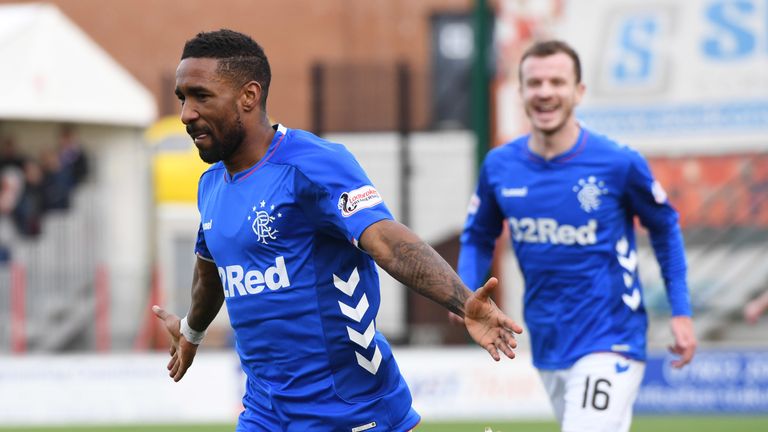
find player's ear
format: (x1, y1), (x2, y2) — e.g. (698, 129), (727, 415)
(574, 82), (586, 105)
(240, 81), (262, 112)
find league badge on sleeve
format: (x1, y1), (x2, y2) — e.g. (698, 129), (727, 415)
(338, 185), (383, 217)
(467, 193), (480, 215)
(651, 180), (668, 204)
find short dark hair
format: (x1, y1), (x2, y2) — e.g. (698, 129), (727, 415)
(519, 40), (582, 84)
(181, 29), (271, 107)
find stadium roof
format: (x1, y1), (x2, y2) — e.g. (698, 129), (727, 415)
(0, 3), (156, 127)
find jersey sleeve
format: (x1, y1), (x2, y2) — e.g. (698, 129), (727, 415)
(458, 160), (505, 291)
(624, 150), (691, 316)
(293, 144), (393, 246)
(194, 222), (214, 262)
(194, 171), (215, 262)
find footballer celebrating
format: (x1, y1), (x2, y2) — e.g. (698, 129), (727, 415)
(458, 40), (697, 432)
(153, 29), (523, 431)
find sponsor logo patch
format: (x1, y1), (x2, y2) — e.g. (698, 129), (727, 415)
(338, 185), (383, 217)
(218, 256), (291, 298)
(508, 217), (598, 246)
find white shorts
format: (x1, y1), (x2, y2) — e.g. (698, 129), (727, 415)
(538, 352), (645, 432)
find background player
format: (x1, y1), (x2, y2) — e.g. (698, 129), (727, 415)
(152, 29), (523, 431)
(457, 40), (697, 432)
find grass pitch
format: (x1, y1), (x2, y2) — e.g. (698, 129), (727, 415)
(1, 416), (766, 431)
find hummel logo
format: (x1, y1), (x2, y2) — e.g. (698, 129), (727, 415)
(501, 186), (528, 197)
(339, 294), (369, 323)
(356, 345), (382, 375)
(334, 268), (360, 297)
(615, 361), (630, 374)
(202, 220), (213, 230)
(622, 288), (641, 311)
(347, 321), (376, 349)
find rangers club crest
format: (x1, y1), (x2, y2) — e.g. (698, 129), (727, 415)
(248, 200), (281, 244)
(573, 176), (608, 213)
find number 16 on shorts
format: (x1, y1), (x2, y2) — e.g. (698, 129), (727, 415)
(582, 375), (612, 410)
(572, 353), (645, 431)
(540, 353), (646, 431)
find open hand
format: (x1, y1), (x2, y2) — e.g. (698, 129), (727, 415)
(152, 305), (199, 381)
(463, 277), (524, 361)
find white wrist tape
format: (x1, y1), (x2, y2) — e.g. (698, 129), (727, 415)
(180, 316), (206, 345)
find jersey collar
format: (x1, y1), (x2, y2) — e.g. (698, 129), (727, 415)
(524, 127), (588, 165)
(225, 123), (288, 183)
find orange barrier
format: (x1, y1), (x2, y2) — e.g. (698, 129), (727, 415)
(10, 262), (26, 353)
(94, 264), (110, 352)
(133, 265), (168, 351)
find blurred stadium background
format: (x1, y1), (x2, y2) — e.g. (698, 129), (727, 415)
(0, 0), (766, 430)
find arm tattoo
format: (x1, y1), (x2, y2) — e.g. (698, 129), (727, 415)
(382, 239), (470, 316)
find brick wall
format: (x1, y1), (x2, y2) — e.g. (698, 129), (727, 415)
(1, 0), (473, 130)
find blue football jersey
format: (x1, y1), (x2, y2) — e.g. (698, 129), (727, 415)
(459, 128), (691, 370)
(195, 124), (419, 430)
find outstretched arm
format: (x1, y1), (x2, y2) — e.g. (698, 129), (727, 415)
(153, 256), (224, 381)
(359, 219), (523, 360)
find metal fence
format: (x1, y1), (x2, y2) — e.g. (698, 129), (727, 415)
(311, 62), (435, 134)
(0, 183), (101, 353)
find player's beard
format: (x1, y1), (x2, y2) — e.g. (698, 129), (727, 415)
(197, 112), (246, 164)
(538, 102), (573, 136)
